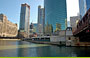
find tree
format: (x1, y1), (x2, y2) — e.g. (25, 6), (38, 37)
(55, 23), (61, 32)
(45, 22), (53, 35)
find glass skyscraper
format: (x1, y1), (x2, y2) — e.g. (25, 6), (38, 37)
(44, 0), (67, 32)
(79, 0), (90, 19)
(86, 0), (90, 10)
(79, 0), (87, 19)
(19, 3), (30, 35)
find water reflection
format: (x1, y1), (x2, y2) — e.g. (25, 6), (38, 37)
(17, 41), (38, 57)
(0, 40), (18, 57)
(73, 47), (90, 57)
(0, 40), (90, 57)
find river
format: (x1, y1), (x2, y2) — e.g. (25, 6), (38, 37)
(0, 40), (90, 57)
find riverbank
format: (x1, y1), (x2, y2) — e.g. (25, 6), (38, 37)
(0, 39), (20, 41)
(25, 40), (90, 47)
(25, 40), (65, 46)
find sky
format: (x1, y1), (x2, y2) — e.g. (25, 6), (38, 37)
(67, 0), (79, 21)
(0, 0), (79, 28)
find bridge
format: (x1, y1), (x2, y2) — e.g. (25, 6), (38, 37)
(73, 8), (90, 42)
(22, 36), (50, 42)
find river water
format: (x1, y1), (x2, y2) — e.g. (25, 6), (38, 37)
(0, 40), (90, 57)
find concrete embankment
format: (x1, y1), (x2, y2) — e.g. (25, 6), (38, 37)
(0, 39), (20, 41)
(25, 40), (65, 46)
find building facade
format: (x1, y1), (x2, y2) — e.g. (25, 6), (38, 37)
(86, 0), (90, 10)
(44, 0), (67, 32)
(19, 3), (30, 37)
(30, 23), (38, 34)
(38, 6), (45, 35)
(0, 14), (18, 37)
(33, 23), (38, 33)
(70, 16), (80, 33)
(79, 0), (87, 19)
(79, 0), (90, 19)
(30, 23), (33, 34)
(29, 23), (38, 37)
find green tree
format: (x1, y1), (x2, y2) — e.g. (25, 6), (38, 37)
(55, 23), (61, 32)
(45, 22), (53, 35)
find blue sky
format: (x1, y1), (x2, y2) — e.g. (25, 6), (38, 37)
(0, 0), (79, 28)
(0, 0), (44, 28)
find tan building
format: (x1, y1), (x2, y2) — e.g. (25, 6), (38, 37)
(70, 16), (80, 33)
(0, 14), (18, 37)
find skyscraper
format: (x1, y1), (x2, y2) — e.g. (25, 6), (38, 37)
(19, 3), (30, 37)
(86, 0), (90, 10)
(79, 0), (87, 19)
(38, 5), (45, 35)
(44, 0), (67, 32)
(79, 0), (90, 19)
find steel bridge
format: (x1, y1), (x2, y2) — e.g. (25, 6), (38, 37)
(73, 8), (90, 42)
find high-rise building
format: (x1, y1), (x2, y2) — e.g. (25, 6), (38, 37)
(86, 0), (90, 10)
(38, 5), (45, 35)
(79, 0), (87, 19)
(79, 0), (90, 19)
(19, 3), (30, 37)
(44, 0), (67, 32)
